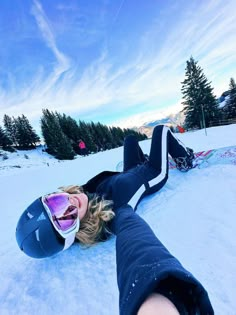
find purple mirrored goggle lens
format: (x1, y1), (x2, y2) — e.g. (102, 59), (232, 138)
(44, 193), (78, 232)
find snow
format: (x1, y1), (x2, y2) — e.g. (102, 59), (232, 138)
(218, 95), (230, 109)
(0, 124), (236, 315)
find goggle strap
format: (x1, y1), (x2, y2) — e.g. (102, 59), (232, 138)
(63, 232), (77, 250)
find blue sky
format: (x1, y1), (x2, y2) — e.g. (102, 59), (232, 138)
(0, 0), (236, 131)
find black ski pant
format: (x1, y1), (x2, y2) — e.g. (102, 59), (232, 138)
(113, 126), (214, 313)
(123, 125), (188, 171)
(123, 125), (189, 192)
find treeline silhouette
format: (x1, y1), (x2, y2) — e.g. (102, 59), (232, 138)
(0, 109), (147, 160)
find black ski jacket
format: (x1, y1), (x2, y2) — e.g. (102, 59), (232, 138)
(82, 163), (163, 210)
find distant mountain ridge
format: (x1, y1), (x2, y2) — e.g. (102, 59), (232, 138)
(135, 111), (185, 137)
(144, 117), (170, 127)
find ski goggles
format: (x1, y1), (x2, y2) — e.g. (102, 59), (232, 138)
(42, 192), (80, 239)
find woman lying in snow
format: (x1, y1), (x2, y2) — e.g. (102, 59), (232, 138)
(16, 125), (214, 315)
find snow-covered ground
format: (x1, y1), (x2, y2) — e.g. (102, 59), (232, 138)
(0, 124), (236, 315)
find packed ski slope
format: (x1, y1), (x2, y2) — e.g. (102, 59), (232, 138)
(0, 124), (236, 315)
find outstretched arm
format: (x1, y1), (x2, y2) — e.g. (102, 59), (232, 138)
(111, 205), (214, 315)
(138, 293), (180, 315)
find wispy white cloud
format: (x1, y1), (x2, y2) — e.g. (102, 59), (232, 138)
(0, 0), (236, 129)
(112, 0), (126, 24)
(0, 0), (72, 118)
(111, 101), (183, 128)
(30, 0), (71, 80)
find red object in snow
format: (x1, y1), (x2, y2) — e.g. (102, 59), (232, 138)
(177, 126), (185, 133)
(78, 141), (86, 149)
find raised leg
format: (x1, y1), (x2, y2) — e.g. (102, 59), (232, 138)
(123, 135), (146, 171)
(148, 125), (194, 173)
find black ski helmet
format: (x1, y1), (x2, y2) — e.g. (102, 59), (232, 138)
(16, 198), (65, 258)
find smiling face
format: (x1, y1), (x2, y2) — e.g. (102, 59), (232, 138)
(68, 193), (88, 221)
(42, 192), (89, 233)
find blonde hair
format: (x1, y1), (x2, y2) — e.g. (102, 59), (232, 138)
(59, 185), (115, 246)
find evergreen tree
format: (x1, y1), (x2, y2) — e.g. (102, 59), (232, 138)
(110, 126), (125, 146)
(123, 128), (147, 141)
(94, 122), (113, 150)
(14, 117), (27, 147)
(225, 78), (236, 119)
(0, 126), (12, 148)
(14, 115), (40, 148)
(102, 124), (114, 149)
(181, 57), (219, 129)
(56, 113), (84, 153)
(86, 122), (102, 152)
(108, 127), (118, 148)
(93, 122), (105, 150)
(56, 113), (82, 142)
(78, 120), (97, 153)
(140, 132), (148, 140)
(41, 109), (75, 160)
(134, 130), (147, 141)
(23, 115), (40, 145)
(3, 114), (17, 145)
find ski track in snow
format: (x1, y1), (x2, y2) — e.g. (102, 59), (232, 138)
(0, 124), (236, 315)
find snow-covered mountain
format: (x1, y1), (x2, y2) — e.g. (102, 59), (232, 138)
(144, 111), (185, 128)
(135, 111), (185, 137)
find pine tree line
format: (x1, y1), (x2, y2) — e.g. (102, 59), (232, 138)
(0, 114), (40, 151)
(181, 56), (236, 129)
(41, 109), (147, 160)
(0, 110), (147, 160)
